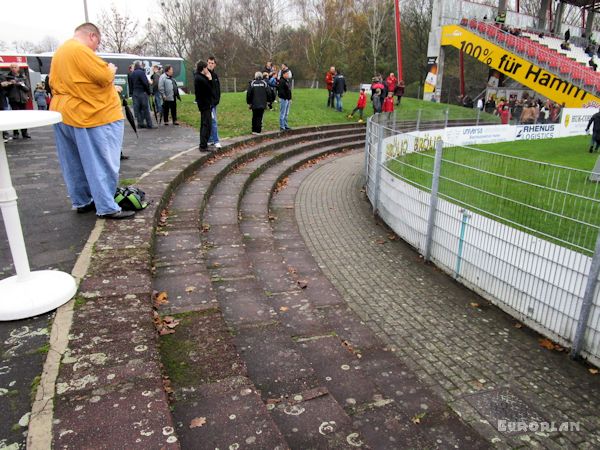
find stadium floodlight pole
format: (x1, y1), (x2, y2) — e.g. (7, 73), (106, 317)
(83, 0), (89, 22)
(394, 0), (403, 81)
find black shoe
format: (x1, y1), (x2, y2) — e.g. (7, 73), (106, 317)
(590, 146), (594, 153)
(139, 125), (147, 129)
(280, 128), (286, 131)
(77, 202), (95, 214)
(173, 122), (180, 126)
(98, 210), (135, 219)
(22, 134), (31, 139)
(120, 153), (129, 160)
(163, 122), (169, 126)
(285, 127), (292, 130)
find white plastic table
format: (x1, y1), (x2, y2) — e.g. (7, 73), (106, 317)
(0, 110), (77, 320)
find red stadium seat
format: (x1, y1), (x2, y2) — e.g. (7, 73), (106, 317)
(477, 22), (486, 33)
(469, 19), (477, 29)
(506, 35), (516, 48)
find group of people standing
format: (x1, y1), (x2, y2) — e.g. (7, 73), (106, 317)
(0, 63), (33, 141)
(325, 66), (347, 111)
(246, 63), (292, 134)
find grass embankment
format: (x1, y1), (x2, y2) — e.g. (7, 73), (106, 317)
(388, 136), (600, 254)
(177, 89), (497, 137)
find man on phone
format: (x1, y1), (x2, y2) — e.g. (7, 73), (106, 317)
(50, 23), (134, 219)
(4, 63), (31, 139)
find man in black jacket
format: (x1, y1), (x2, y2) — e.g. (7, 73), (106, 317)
(0, 73), (10, 142)
(246, 72), (272, 134)
(195, 61), (214, 152)
(130, 61), (155, 129)
(586, 109), (600, 153)
(207, 56), (222, 148)
(4, 63), (32, 138)
(277, 69), (292, 131)
(332, 69), (347, 112)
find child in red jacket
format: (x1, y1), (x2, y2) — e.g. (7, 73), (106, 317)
(348, 88), (367, 122)
(382, 91), (395, 113)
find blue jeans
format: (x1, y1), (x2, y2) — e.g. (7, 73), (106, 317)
(335, 93), (343, 111)
(133, 92), (153, 127)
(153, 91), (162, 115)
(279, 99), (291, 129)
(53, 120), (124, 215)
(209, 106), (219, 143)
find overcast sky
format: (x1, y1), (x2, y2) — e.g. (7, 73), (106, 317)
(1, 0), (157, 48)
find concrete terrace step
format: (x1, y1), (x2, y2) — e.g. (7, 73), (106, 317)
(50, 123), (363, 449)
(155, 130), (365, 448)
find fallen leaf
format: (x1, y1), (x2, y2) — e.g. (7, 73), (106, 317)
(375, 239), (386, 245)
(297, 280), (308, 289)
(186, 286), (196, 293)
(165, 320), (180, 329)
(287, 266), (297, 275)
(154, 291), (169, 307)
(280, 306), (289, 312)
(163, 316), (176, 323)
(469, 302), (479, 308)
(539, 338), (556, 350)
(201, 223), (211, 232)
(411, 412), (426, 424)
(387, 234), (397, 241)
(190, 417), (207, 428)
(268, 215), (277, 222)
(159, 328), (176, 335)
(513, 322), (523, 329)
(589, 368), (598, 375)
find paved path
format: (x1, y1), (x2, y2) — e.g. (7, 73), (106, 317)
(296, 152), (600, 449)
(0, 123), (198, 449)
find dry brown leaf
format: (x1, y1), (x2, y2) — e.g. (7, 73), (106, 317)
(186, 286), (196, 293)
(513, 322), (523, 329)
(539, 338), (556, 350)
(469, 302), (480, 308)
(411, 412), (426, 424)
(190, 417), (207, 428)
(589, 368), (599, 375)
(297, 280), (308, 289)
(268, 215), (277, 222)
(388, 234), (397, 241)
(159, 328), (176, 335)
(287, 266), (297, 275)
(163, 316), (176, 323)
(280, 306), (289, 312)
(375, 239), (386, 245)
(201, 223), (211, 232)
(154, 291), (169, 307)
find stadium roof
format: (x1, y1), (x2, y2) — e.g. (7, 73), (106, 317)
(561, 0), (600, 13)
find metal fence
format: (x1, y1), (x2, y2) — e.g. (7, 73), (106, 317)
(365, 115), (600, 366)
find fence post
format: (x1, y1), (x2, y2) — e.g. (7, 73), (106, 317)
(444, 108), (449, 128)
(364, 119), (371, 182)
(476, 108), (481, 126)
(372, 122), (385, 215)
(424, 140), (444, 261)
(570, 229), (600, 359)
(234, 78), (237, 93)
(416, 109), (422, 131)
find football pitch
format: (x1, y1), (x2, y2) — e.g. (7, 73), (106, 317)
(387, 135), (600, 254)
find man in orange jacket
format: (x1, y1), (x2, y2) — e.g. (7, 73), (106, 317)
(50, 23), (134, 219)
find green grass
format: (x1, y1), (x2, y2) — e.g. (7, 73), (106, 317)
(177, 89), (498, 138)
(387, 136), (600, 254)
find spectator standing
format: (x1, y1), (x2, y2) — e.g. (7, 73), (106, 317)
(279, 63), (293, 80)
(278, 69), (292, 131)
(159, 65), (180, 126)
(325, 66), (335, 108)
(499, 105), (511, 124)
(332, 69), (347, 112)
(382, 91), (394, 121)
(0, 73), (10, 142)
(50, 22), (133, 219)
(564, 29), (571, 43)
(207, 56), (222, 148)
(34, 83), (48, 110)
(347, 88), (367, 122)
(4, 63), (31, 139)
(130, 60), (155, 129)
(386, 72), (397, 96)
(372, 88), (383, 113)
(194, 60), (214, 152)
(150, 65), (162, 119)
(394, 79), (405, 105)
(247, 72), (273, 134)
(586, 109), (600, 152)
(476, 97), (484, 111)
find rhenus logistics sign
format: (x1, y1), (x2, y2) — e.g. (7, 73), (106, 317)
(441, 25), (600, 108)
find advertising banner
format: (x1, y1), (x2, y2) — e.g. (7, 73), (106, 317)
(560, 108), (596, 137)
(441, 25), (600, 108)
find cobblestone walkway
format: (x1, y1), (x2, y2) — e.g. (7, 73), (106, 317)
(296, 152), (600, 449)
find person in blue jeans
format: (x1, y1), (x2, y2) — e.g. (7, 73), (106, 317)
(207, 56), (222, 148)
(277, 70), (292, 130)
(332, 69), (347, 112)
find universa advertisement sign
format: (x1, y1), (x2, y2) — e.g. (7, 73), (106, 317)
(441, 25), (600, 108)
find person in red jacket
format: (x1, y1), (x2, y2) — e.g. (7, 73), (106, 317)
(382, 91), (395, 123)
(386, 72), (397, 95)
(347, 88), (367, 122)
(325, 66), (335, 108)
(499, 104), (511, 124)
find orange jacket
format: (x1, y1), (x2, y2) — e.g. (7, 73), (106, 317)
(325, 71), (334, 91)
(50, 39), (123, 127)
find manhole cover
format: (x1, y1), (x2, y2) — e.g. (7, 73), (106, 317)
(463, 387), (547, 436)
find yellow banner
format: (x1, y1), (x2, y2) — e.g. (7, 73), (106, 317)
(441, 25), (600, 108)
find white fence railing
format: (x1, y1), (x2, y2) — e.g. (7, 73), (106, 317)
(365, 113), (600, 366)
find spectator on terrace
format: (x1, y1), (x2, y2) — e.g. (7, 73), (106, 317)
(560, 41), (571, 51)
(589, 58), (598, 71)
(585, 45), (595, 57)
(564, 29), (571, 42)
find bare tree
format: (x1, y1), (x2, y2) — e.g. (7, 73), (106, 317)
(355, 0), (389, 75)
(233, 0), (286, 61)
(11, 40), (37, 53)
(97, 4), (139, 53)
(35, 36), (60, 53)
(402, 0), (433, 87)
